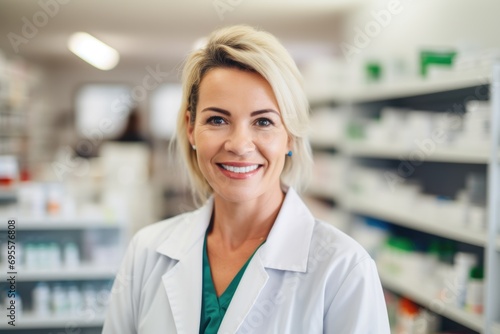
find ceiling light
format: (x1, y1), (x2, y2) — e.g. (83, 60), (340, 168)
(192, 37), (208, 50)
(68, 32), (120, 70)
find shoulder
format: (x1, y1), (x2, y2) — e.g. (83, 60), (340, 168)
(120, 209), (204, 279)
(307, 219), (372, 276)
(126, 198), (212, 262)
(129, 209), (196, 254)
(277, 187), (372, 274)
(133, 213), (185, 245)
(311, 219), (370, 258)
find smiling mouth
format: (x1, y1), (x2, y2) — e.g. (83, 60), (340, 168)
(217, 164), (262, 174)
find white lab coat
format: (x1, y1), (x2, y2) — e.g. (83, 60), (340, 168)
(103, 188), (390, 334)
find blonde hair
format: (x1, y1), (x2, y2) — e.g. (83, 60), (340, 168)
(173, 25), (312, 204)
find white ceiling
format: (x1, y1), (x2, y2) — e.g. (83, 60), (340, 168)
(0, 0), (362, 70)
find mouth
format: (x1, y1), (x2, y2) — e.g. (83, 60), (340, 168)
(219, 164), (260, 173)
(216, 163), (263, 178)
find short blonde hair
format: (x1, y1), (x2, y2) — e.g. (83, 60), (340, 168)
(174, 25), (312, 204)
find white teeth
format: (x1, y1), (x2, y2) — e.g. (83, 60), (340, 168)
(221, 164), (259, 173)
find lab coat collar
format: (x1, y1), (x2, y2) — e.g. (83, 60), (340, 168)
(155, 197), (214, 260)
(155, 187), (315, 334)
(156, 187), (315, 272)
(258, 187), (315, 273)
(218, 188), (316, 333)
(156, 198), (213, 334)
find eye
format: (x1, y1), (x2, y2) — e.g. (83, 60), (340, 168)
(206, 116), (227, 126)
(256, 118), (274, 127)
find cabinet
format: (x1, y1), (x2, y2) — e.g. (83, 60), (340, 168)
(0, 54), (38, 175)
(0, 51), (130, 333)
(0, 50), (58, 198)
(0, 215), (127, 333)
(306, 66), (500, 333)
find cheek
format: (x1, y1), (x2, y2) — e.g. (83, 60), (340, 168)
(195, 131), (214, 157)
(194, 128), (224, 171)
(256, 130), (288, 160)
(194, 127), (219, 147)
(256, 131), (273, 148)
(195, 142), (218, 182)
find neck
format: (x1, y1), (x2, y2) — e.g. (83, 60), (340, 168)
(210, 186), (286, 250)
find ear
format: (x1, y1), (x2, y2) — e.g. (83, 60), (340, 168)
(286, 134), (293, 152)
(186, 111), (195, 147)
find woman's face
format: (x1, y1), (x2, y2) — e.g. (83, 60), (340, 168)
(187, 67), (291, 203)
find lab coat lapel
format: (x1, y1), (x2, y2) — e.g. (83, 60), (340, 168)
(260, 187), (314, 272)
(218, 188), (315, 333)
(161, 244), (203, 334)
(157, 198), (213, 334)
(217, 254), (269, 334)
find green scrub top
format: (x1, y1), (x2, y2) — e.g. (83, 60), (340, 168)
(199, 233), (264, 334)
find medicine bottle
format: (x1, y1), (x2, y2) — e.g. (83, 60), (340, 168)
(466, 266), (484, 314)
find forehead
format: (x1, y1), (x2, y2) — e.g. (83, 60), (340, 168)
(197, 67), (279, 112)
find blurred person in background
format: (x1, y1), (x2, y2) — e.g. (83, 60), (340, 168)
(103, 25), (390, 334)
(100, 106), (154, 235)
(113, 107), (150, 145)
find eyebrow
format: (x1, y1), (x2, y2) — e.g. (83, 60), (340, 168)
(201, 107), (280, 117)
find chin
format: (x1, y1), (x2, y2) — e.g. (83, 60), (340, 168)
(214, 185), (263, 204)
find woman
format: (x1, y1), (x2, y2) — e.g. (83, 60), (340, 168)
(103, 25), (390, 334)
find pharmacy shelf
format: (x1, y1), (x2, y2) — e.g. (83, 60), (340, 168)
(303, 196), (350, 233)
(0, 216), (123, 230)
(343, 142), (492, 164)
(309, 136), (342, 150)
(344, 196), (500, 249)
(0, 189), (17, 201)
(307, 139), (493, 164)
(0, 312), (105, 329)
(308, 64), (499, 333)
(7, 264), (118, 281)
(0, 131), (28, 137)
(308, 69), (491, 105)
(378, 268), (484, 333)
(305, 186), (343, 202)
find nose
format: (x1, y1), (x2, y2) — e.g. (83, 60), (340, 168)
(224, 126), (255, 156)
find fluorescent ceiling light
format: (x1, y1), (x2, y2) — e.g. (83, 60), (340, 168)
(192, 37), (208, 50)
(68, 32), (119, 70)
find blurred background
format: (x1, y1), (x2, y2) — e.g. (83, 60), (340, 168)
(0, 0), (499, 333)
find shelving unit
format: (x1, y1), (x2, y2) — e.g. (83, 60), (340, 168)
(0, 190), (17, 201)
(378, 268), (484, 332)
(342, 142), (492, 164)
(343, 195), (500, 249)
(308, 67), (491, 105)
(0, 215), (126, 332)
(306, 67), (500, 333)
(11, 265), (118, 281)
(485, 63), (500, 334)
(0, 216), (128, 332)
(0, 313), (105, 330)
(0, 59), (33, 164)
(1, 216), (124, 230)
(305, 184), (342, 202)
(309, 139), (493, 164)
(0, 53), (128, 333)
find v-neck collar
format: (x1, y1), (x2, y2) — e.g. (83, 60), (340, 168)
(200, 230), (265, 333)
(203, 232), (264, 302)
(157, 188), (316, 333)
(156, 188), (315, 273)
